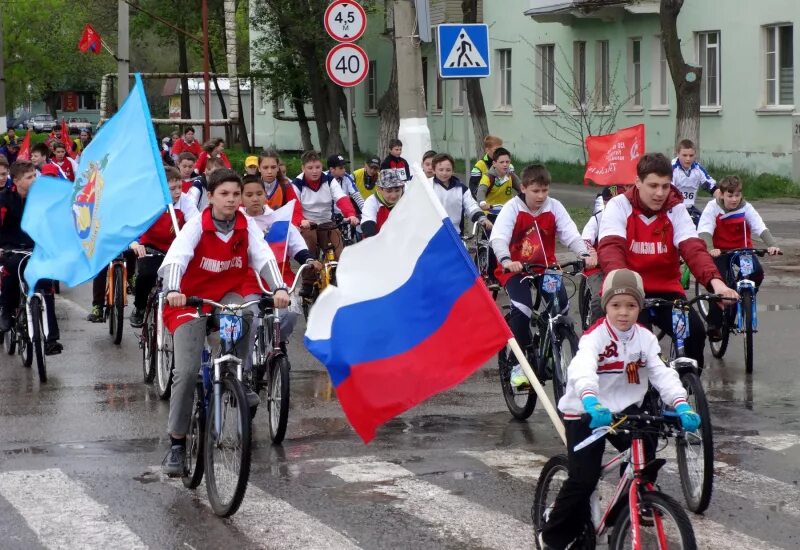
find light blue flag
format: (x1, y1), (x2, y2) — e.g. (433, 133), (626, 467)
(22, 74), (171, 293)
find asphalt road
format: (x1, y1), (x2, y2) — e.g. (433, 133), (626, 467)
(1, 184), (799, 549)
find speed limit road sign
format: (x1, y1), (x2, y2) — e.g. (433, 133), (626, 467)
(324, 0), (367, 42)
(325, 43), (369, 87)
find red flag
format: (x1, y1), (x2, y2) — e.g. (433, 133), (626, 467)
(17, 130), (31, 161)
(60, 118), (75, 158)
(583, 124), (645, 185)
(78, 24), (102, 55)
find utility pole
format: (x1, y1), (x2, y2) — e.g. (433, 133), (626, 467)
(118, 0), (130, 105)
(202, 0), (211, 141)
(0, 1), (6, 133)
(393, 0), (431, 175)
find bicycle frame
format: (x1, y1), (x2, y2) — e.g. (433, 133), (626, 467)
(9, 251), (50, 343)
(728, 251), (758, 332)
(105, 256), (128, 307)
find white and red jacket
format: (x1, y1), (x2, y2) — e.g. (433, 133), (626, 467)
(697, 200), (768, 250)
(360, 193), (396, 237)
(597, 185), (719, 295)
(136, 193), (198, 253)
(490, 195), (587, 285)
(158, 209), (285, 333)
(292, 175), (356, 224)
(559, 318), (688, 419)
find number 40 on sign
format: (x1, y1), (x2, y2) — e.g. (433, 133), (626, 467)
(326, 43), (369, 87)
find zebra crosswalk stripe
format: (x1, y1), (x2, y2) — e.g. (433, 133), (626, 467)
(0, 469), (147, 550)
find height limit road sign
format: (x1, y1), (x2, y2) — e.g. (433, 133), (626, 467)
(326, 43), (369, 87)
(437, 24), (490, 78)
(324, 0), (367, 42)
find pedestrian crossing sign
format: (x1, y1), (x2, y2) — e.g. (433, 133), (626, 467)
(437, 24), (491, 78)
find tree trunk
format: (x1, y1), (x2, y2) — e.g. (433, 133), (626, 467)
(377, 43), (400, 158)
(462, 0), (489, 157)
(177, 33), (191, 119)
(299, 44), (330, 153)
(236, 85), (250, 152)
(660, 0), (702, 152)
(324, 81), (346, 156)
(208, 47), (228, 120)
(292, 98), (315, 151)
(338, 86), (360, 153)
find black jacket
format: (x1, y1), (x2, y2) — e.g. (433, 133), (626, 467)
(0, 187), (34, 249)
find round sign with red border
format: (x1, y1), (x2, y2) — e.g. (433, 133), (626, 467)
(324, 0), (367, 43)
(326, 43), (369, 87)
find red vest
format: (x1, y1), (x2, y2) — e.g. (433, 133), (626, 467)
(181, 179), (193, 193)
(139, 208), (186, 253)
(495, 211), (558, 285)
(163, 209), (251, 333)
(626, 208), (683, 294)
(712, 213), (751, 250)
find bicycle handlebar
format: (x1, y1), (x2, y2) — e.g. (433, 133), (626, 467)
(185, 296), (266, 312)
(574, 413), (682, 451)
(718, 247), (783, 257)
(255, 263), (308, 296)
(503, 260), (586, 276)
(0, 248), (32, 257)
(643, 294), (736, 310)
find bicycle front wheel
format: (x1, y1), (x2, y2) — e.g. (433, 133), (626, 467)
(18, 306), (32, 368)
(742, 290), (754, 373)
(578, 276), (591, 331)
(3, 325), (16, 355)
(111, 265), (124, 345)
(155, 323), (174, 400)
(676, 371), (714, 514)
(609, 491), (696, 550)
(29, 296), (47, 383)
(205, 374), (252, 517)
(551, 326), (578, 410)
(141, 296), (157, 384)
(268, 355), (291, 444)
(182, 383), (205, 489)
(498, 316), (537, 420)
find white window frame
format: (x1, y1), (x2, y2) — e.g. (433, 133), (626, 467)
(573, 41), (587, 110)
(763, 24), (794, 107)
(536, 44), (556, 110)
(595, 40), (610, 109)
(365, 60), (378, 113)
(496, 48), (512, 109)
(696, 31), (721, 109)
(651, 36), (670, 109)
(627, 38), (642, 109)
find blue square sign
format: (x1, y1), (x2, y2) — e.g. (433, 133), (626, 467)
(437, 24), (491, 79)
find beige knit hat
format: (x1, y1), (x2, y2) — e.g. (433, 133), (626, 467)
(601, 269), (645, 310)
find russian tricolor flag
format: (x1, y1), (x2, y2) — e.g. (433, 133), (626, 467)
(265, 200), (294, 265)
(304, 179), (511, 442)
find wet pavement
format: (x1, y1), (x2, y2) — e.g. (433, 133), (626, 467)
(1, 186), (799, 549)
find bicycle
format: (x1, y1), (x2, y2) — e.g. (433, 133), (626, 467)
(104, 253), (128, 345)
(180, 295), (263, 517)
(0, 249), (49, 383)
(137, 247), (167, 387)
(334, 212), (361, 247)
(301, 223), (339, 319)
(695, 248), (781, 373)
(497, 261), (583, 420)
(250, 265), (308, 444)
(464, 206), (503, 300)
(533, 413), (697, 549)
(642, 295), (727, 514)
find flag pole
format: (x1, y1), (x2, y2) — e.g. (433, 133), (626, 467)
(507, 337), (567, 445)
(168, 203), (180, 233)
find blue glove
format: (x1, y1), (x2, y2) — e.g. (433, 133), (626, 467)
(582, 395), (613, 429)
(676, 402), (701, 432)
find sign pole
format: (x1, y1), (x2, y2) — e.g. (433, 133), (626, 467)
(463, 80), (470, 180)
(347, 86), (354, 168)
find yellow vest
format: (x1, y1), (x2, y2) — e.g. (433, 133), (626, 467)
(353, 167), (378, 200)
(479, 172), (515, 205)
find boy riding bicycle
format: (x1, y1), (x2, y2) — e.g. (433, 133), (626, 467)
(538, 269), (700, 550)
(697, 175), (781, 338)
(490, 164), (596, 389)
(672, 139), (720, 226)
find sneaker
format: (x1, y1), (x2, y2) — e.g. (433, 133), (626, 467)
(44, 341), (63, 355)
(0, 308), (11, 332)
(161, 444), (186, 477)
(510, 364), (531, 389)
(245, 387), (261, 408)
(536, 531), (555, 550)
(129, 307), (145, 328)
(86, 305), (104, 323)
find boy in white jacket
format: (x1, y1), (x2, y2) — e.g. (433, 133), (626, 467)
(539, 269), (700, 550)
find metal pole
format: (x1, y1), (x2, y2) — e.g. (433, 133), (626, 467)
(250, 76), (256, 149)
(202, 0), (211, 141)
(463, 80), (470, 180)
(0, 2), (6, 133)
(117, 0), (130, 105)
(346, 87), (354, 168)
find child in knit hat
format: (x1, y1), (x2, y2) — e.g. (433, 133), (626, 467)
(537, 268), (700, 550)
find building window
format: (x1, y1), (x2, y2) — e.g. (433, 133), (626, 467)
(536, 44), (556, 108)
(79, 93), (98, 110)
(497, 49), (512, 108)
(697, 31), (721, 107)
(596, 40), (610, 108)
(573, 41), (587, 108)
(365, 60), (377, 112)
(453, 79), (466, 111)
(764, 24), (793, 106)
(628, 38), (642, 107)
(653, 36), (669, 108)
(435, 74), (443, 111)
(421, 57), (428, 110)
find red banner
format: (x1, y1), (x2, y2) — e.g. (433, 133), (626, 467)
(61, 118), (75, 158)
(17, 130), (31, 161)
(62, 92), (78, 112)
(78, 24), (102, 55)
(583, 124), (645, 185)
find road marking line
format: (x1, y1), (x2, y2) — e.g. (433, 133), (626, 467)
(326, 458), (533, 550)
(738, 433), (800, 452)
(0, 469), (147, 549)
(155, 468), (361, 549)
(461, 449), (550, 481)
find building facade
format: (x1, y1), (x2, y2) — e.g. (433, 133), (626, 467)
(250, 0), (800, 177)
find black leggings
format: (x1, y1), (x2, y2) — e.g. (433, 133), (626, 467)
(706, 253), (763, 328)
(92, 251), (136, 308)
(504, 273), (569, 352)
(133, 255), (163, 310)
